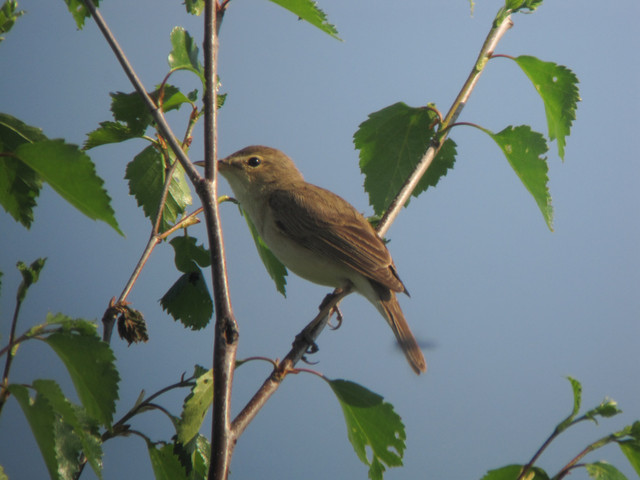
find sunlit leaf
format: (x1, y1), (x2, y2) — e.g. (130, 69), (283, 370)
(514, 56), (579, 160)
(619, 440), (640, 477)
(43, 319), (120, 426)
(328, 379), (405, 480)
(33, 379), (103, 479)
(147, 443), (188, 480)
(15, 139), (122, 235)
(83, 121), (142, 150)
(184, 0), (204, 15)
(585, 461), (628, 480)
(168, 27), (205, 85)
(268, 0), (340, 40)
(0, 0), (24, 43)
(125, 145), (192, 232)
(354, 102), (456, 215)
(9, 384), (60, 480)
(62, 0), (100, 29)
(177, 368), (213, 444)
(482, 125), (552, 231)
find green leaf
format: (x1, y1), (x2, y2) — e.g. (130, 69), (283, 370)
(32, 379), (103, 479)
(0, 465), (7, 480)
(585, 461), (628, 480)
(354, 102), (456, 215)
(83, 121), (142, 150)
(554, 376), (582, 433)
(14, 139), (122, 235)
(173, 434), (210, 479)
(16, 257), (46, 303)
(45, 312), (99, 336)
(243, 208), (288, 296)
(268, 0), (340, 40)
(0, 0), (25, 43)
(483, 125), (552, 231)
(328, 379), (405, 480)
(184, 0), (204, 15)
(619, 440), (640, 477)
(170, 236), (211, 273)
(168, 27), (205, 85)
(8, 384), (60, 480)
(160, 268), (213, 330)
(125, 145), (192, 232)
(43, 320), (120, 426)
(147, 443), (189, 480)
(177, 368), (213, 444)
(514, 56), (579, 160)
(62, 0), (101, 29)
(0, 113), (47, 227)
(480, 464), (549, 480)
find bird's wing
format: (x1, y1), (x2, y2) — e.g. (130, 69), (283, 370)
(268, 184), (407, 294)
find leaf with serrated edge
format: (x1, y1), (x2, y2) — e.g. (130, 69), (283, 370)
(84, 121), (141, 150)
(484, 125), (553, 231)
(43, 322), (119, 426)
(355, 102), (455, 215)
(514, 56), (579, 160)
(177, 369), (213, 444)
(8, 384), (59, 479)
(33, 379), (103, 479)
(328, 379), (405, 480)
(147, 443), (189, 480)
(125, 145), (192, 232)
(268, 0), (340, 39)
(61, 0), (100, 29)
(161, 268), (213, 330)
(0, 113), (47, 227)
(15, 139), (122, 235)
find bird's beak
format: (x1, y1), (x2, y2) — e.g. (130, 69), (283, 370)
(193, 158), (230, 170)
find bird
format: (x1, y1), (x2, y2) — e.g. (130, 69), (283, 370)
(215, 145), (426, 374)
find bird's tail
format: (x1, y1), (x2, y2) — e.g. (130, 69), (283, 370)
(377, 292), (427, 374)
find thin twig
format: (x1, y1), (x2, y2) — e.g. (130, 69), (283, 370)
(377, 14), (513, 237)
(80, 0), (200, 185)
(0, 293), (25, 414)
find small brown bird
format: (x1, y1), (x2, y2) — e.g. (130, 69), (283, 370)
(217, 146), (426, 374)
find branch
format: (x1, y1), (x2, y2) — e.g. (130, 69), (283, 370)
(199, 2), (237, 480)
(230, 11), (515, 447)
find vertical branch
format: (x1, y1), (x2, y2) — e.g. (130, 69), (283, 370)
(200, 2), (237, 480)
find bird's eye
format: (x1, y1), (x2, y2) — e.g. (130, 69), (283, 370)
(247, 156), (261, 167)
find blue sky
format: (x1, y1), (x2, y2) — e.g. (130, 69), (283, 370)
(1, 1), (639, 479)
